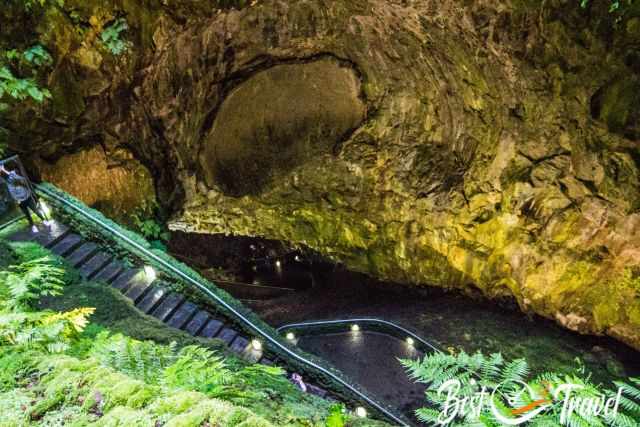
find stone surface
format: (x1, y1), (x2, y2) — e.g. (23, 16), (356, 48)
(35, 146), (156, 224)
(199, 58), (366, 196)
(163, 1), (640, 351)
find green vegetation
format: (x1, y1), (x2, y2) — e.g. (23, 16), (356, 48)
(0, 44), (52, 105)
(403, 350), (640, 426)
(0, 232), (381, 426)
(100, 18), (130, 55)
(132, 206), (170, 251)
(580, 0), (635, 13)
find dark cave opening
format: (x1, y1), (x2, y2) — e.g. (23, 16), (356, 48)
(168, 230), (640, 421)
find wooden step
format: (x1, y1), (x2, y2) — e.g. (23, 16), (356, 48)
(167, 301), (198, 329)
(111, 269), (141, 293)
(184, 311), (211, 335)
(78, 251), (112, 280)
(125, 277), (154, 304)
(230, 336), (250, 354)
(136, 286), (167, 314)
(92, 260), (124, 284)
(32, 222), (70, 248)
(151, 293), (184, 322)
(66, 242), (100, 268)
(307, 384), (329, 398)
(216, 328), (238, 345)
(50, 234), (84, 257)
(259, 358), (275, 366)
(199, 318), (223, 338)
(5, 218), (335, 399)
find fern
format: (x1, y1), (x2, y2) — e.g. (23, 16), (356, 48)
(0, 256), (65, 310)
(89, 331), (176, 384)
(100, 18), (130, 55)
(0, 309), (93, 353)
(326, 403), (348, 427)
(403, 351), (640, 426)
(162, 345), (241, 400)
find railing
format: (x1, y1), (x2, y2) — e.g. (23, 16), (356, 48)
(277, 318), (441, 354)
(0, 213), (24, 231)
(35, 184), (410, 426)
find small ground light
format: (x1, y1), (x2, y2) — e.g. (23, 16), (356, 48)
(251, 339), (263, 351)
(40, 201), (51, 216)
(406, 337), (415, 346)
(355, 407), (367, 418)
(275, 260), (282, 268)
(144, 265), (157, 281)
(351, 324), (360, 332)
(294, 255), (301, 262)
(286, 332), (295, 341)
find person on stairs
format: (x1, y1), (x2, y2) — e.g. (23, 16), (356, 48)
(0, 163), (51, 233)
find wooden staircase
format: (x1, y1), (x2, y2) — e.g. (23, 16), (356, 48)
(8, 221), (280, 366)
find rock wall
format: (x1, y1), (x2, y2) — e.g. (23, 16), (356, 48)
(2, 0), (640, 349)
(35, 145), (156, 221)
(163, 0), (640, 350)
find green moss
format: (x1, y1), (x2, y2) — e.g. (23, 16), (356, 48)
(164, 400), (244, 427)
(555, 260), (599, 296)
(596, 75), (640, 136)
(21, 353), (278, 426)
(593, 300), (623, 330)
(94, 407), (153, 427)
(0, 240), (17, 268)
(0, 388), (32, 426)
(149, 391), (206, 416)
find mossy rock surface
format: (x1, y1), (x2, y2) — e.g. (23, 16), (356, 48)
(200, 58), (366, 196)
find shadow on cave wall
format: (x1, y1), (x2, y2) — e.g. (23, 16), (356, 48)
(197, 57), (368, 197)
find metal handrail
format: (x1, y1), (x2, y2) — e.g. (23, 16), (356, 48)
(0, 214), (25, 231)
(36, 185), (409, 426)
(276, 318), (442, 354)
